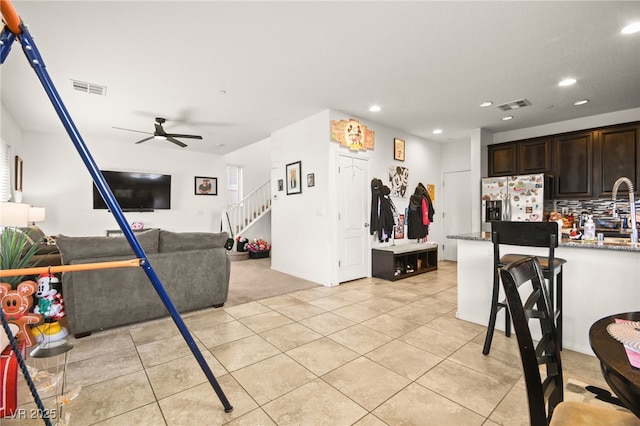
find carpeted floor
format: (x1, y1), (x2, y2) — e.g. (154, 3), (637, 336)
(226, 256), (321, 306)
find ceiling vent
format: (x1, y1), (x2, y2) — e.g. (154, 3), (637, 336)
(496, 98), (531, 111)
(71, 79), (107, 96)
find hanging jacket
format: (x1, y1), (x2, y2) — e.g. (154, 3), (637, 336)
(407, 194), (428, 239)
(416, 183), (435, 224)
(378, 185), (396, 242)
(370, 178), (383, 236)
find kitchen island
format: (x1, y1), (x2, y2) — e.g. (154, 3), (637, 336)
(448, 232), (640, 355)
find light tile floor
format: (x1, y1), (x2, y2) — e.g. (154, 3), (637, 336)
(4, 261), (628, 425)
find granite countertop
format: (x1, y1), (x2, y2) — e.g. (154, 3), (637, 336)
(447, 232), (640, 252)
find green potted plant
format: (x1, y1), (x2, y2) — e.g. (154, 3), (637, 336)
(0, 227), (43, 289)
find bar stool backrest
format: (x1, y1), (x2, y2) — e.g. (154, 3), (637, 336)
(499, 256), (563, 425)
(491, 221), (559, 249)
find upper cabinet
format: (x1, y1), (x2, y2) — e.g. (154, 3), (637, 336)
(488, 143), (517, 176)
(487, 121), (639, 199)
(488, 137), (552, 177)
(593, 123), (640, 197)
(517, 137), (553, 175)
(554, 131), (593, 198)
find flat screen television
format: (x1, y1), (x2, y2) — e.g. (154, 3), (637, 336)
(93, 170), (171, 211)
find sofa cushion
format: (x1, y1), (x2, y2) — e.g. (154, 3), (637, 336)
(56, 228), (159, 263)
(159, 230), (228, 252)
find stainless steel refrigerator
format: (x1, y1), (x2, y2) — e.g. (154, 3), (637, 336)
(481, 173), (545, 231)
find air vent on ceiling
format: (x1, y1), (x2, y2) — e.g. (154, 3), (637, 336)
(71, 79), (107, 96)
(496, 98), (531, 111)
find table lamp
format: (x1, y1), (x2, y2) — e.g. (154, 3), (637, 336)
(0, 202), (30, 227)
(28, 206), (46, 225)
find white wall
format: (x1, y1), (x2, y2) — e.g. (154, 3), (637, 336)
(18, 131), (227, 236)
(269, 110), (332, 284)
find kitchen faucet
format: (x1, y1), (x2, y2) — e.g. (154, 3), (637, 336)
(612, 176), (638, 244)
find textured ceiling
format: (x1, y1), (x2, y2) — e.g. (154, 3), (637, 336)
(2, 1), (639, 154)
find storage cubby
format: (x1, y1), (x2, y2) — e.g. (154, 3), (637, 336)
(371, 243), (438, 281)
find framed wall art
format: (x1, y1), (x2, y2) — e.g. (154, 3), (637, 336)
(195, 176), (217, 195)
(307, 173), (315, 187)
(393, 138), (405, 161)
(15, 155), (23, 191)
(278, 179), (284, 191)
(286, 161), (302, 195)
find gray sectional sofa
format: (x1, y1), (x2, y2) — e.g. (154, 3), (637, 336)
(55, 228), (230, 336)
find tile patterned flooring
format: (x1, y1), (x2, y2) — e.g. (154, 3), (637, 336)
(5, 261), (624, 425)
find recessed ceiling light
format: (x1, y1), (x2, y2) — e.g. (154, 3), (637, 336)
(369, 105), (381, 112)
(433, 129), (443, 134)
(215, 143), (226, 147)
(502, 116), (513, 121)
(573, 99), (589, 106)
(219, 90), (227, 95)
(558, 78), (577, 87)
(479, 101), (493, 107)
(621, 22), (640, 34)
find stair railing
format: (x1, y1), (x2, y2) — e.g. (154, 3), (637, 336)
(225, 179), (271, 237)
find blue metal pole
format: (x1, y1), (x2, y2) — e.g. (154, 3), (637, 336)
(12, 24), (233, 412)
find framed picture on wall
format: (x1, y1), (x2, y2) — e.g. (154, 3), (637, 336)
(15, 156), (23, 191)
(278, 179), (284, 191)
(307, 173), (315, 187)
(394, 138), (405, 161)
(286, 161), (302, 195)
(195, 176), (217, 195)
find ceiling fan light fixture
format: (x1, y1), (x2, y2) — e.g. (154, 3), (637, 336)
(154, 135), (167, 140)
(369, 105), (381, 112)
(574, 99), (589, 106)
(479, 101), (493, 107)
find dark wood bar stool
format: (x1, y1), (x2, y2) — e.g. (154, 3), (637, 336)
(482, 221), (567, 355)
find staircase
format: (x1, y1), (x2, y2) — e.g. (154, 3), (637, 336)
(224, 179), (271, 237)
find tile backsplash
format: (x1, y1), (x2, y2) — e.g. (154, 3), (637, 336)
(554, 197), (639, 223)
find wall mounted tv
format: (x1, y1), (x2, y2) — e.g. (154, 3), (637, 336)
(93, 170), (172, 211)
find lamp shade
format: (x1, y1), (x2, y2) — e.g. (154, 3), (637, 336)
(0, 202), (31, 227)
(28, 206), (46, 223)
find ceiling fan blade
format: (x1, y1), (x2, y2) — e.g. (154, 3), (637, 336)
(135, 136), (155, 144)
(166, 133), (203, 139)
(167, 137), (188, 148)
(113, 126), (152, 135)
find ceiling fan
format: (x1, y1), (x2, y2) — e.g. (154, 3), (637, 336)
(114, 117), (203, 148)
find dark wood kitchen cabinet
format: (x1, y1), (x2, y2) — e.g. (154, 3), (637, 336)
(488, 143), (517, 176)
(554, 131), (594, 198)
(517, 137), (552, 174)
(593, 123), (640, 197)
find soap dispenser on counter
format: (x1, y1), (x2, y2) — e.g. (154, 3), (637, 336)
(583, 215), (596, 241)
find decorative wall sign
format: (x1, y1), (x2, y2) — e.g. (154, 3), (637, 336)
(195, 176), (217, 195)
(393, 138), (405, 161)
(330, 119), (375, 151)
(426, 183), (436, 201)
(286, 161), (302, 195)
(389, 165), (409, 198)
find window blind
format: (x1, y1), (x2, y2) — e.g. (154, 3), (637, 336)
(0, 142), (11, 202)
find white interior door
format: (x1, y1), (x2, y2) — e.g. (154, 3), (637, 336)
(443, 170), (472, 261)
(337, 154), (369, 283)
